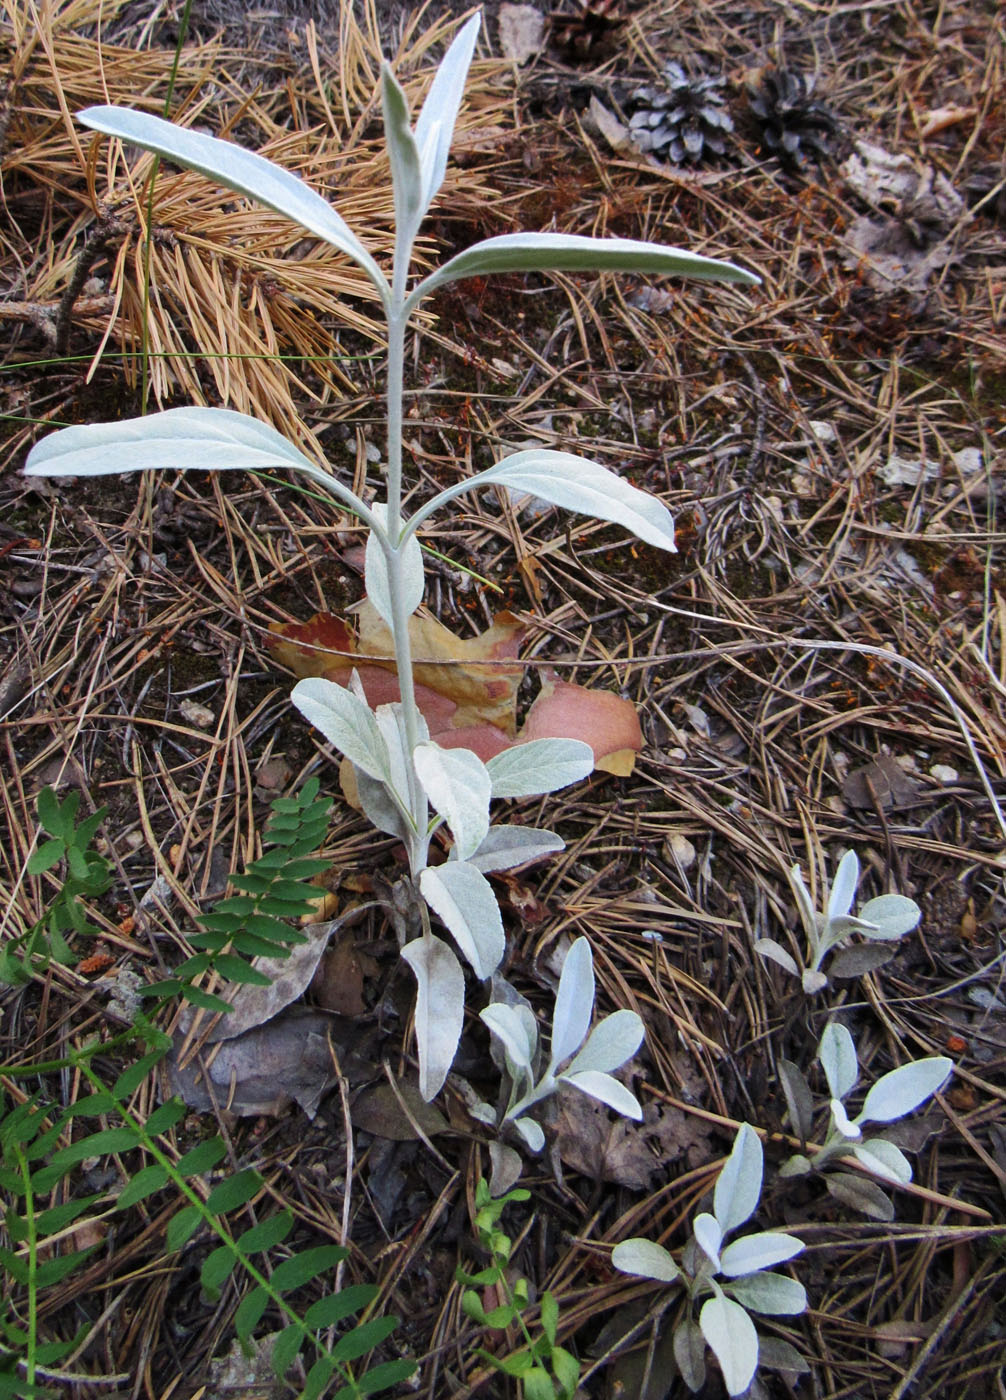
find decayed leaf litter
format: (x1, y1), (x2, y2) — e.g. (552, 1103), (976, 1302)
(2, 0), (1006, 1394)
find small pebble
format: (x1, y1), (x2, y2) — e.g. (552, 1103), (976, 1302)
(929, 763), (958, 783)
(180, 698), (215, 728)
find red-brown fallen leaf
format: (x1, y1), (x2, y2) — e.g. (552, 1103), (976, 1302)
(269, 604), (643, 773)
(496, 872), (549, 926)
(520, 672), (642, 777)
(79, 950), (116, 976)
(270, 602), (525, 760)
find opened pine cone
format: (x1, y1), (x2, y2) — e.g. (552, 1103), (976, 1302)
(748, 69), (837, 167)
(623, 62), (734, 166)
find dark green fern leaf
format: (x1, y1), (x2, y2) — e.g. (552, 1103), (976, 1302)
(2, 788), (113, 988)
(143, 778), (333, 1007)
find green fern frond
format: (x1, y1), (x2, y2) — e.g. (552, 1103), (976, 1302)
(144, 778), (333, 1010)
(0, 789), (113, 989)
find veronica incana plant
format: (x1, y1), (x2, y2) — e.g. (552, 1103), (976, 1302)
(478, 936), (644, 1143)
(778, 1022), (952, 1217)
(612, 1125), (806, 1396)
(756, 849), (921, 993)
(23, 12), (757, 1100)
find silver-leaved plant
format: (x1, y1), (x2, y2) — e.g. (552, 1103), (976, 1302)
(469, 936), (644, 1192)
(756, 849), (921, 994)
(22, 11), (757, 1100)
(778, 1021), (952, 1220)
(612, 1124), (807, 1397)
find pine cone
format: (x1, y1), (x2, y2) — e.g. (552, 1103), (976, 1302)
(623, 62), (734, 166)
(550, 0), (625, 61)
(749, 70), (837, 168)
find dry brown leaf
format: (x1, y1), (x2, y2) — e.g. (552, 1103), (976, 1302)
(207, 920), (342, 1043)
(270, 604), (525, 759)
(312, 932), (378, 1017)
(254, 756), (293, 793)
(872, 1319), (932, 1359)
(841, 140), (964, 225)
(919, 105), (978, 138)
(844, 214), (953, 291)
(360, 603), (526, 744)
(554, 1086), (713, 1189)
(496, 873), (550, 926)
(351, 1081), (450, 1140)
(270, 607), (645, 773)
(842, 754), (925, 810)
(167, 1008), (336, 1118)
(588, 95), (632, 154)
(207, 1333), (287, 1400)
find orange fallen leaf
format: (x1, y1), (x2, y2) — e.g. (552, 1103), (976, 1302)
(271, 602), (525, 759)
(948, 1084), (977, 1112)
(520, 672), (642, 777)
(919, 105), (977, 139)
(269, 605), (643, 774)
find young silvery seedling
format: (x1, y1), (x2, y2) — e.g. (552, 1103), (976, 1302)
(469, 936), (644, 1192)
(612, 1124), (806, 1397)
(778, 1021), (952, 1219)
(23, 12), (757, 1099)
(756, 849), (921, 993)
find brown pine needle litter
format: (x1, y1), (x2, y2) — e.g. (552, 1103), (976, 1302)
(2, 0), (1005, 1396)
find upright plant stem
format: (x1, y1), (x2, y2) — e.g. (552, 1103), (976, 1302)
(384, 273), (429, 868)
(140, 0), (194, 414)
(385, 309), (405, 540)
(18, 1146), (37, 1385)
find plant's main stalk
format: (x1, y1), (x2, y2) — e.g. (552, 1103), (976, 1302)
(380, 189), (430, 862)
(383, 259), (429, 868)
